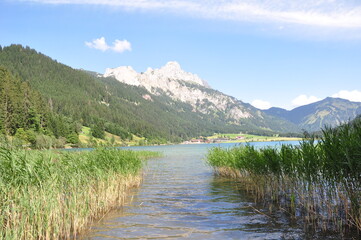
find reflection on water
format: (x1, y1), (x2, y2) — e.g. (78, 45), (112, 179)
(79, 142), (350, 240)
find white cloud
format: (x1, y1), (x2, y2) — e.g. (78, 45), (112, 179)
(113, 39), (132, 53)
(85, 37), (109, 51)
(291, 94), (321, 107)
(21, 1), (361, 30)
(332, 90), (361, 102)
(85, 37), (131, 53)
(251, 99), (272, 110)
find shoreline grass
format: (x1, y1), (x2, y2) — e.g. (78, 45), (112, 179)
(207, 118), (361, 233)
(0, 146), (148, 239)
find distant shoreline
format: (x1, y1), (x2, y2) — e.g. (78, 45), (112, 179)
(181, 137), (302, 145)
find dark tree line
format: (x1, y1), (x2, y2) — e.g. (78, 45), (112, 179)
(0, 66), (80, 147)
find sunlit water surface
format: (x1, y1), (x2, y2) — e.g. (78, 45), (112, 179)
(79, 142), (352, 240)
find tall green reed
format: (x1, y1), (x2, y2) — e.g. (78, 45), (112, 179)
(0, 147), (147, 239)
(207, 117), (361, 232)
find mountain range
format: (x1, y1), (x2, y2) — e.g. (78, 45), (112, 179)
(0, 44), (360, 143)
(104, 61), (299, 134)
(264, 97), (361, 132)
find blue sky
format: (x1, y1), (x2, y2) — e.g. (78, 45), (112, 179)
(1, 0), (361, 110)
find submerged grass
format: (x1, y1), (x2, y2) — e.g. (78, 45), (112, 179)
(207, 117), (361, 233)
(0, 145), (148, 239)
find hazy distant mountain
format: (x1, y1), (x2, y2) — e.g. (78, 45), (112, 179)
(264, 97), (361, 132)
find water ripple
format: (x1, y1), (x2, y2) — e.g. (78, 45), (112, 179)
(79, 143), (347, 240)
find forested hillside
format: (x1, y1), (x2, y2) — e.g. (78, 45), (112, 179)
(0, 66), (80, 148)
(0, 44), (254, 143)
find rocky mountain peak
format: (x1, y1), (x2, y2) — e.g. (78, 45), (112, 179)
(103, 61), (255, 123)
(163, 61), (181, 70)
(144, 61), (205, 86)
(104, 66), (140, 86)
(104, 61), (209, 88)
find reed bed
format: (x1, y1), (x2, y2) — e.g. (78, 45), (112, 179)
(207, 118), (361, 232)
(0, 146), (150, 239)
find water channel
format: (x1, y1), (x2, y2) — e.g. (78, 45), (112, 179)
(80, 142), (351, 240)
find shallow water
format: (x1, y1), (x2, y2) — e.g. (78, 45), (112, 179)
(79, 142), (351, 240)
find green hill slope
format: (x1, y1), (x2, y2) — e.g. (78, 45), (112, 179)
(0, 45), (248, 142)
(0, 44), (302, 142)
(264, 97), (361, 132)
(0, 66), (80, 148)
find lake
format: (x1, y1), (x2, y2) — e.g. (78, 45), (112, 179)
(79, 141), (348, 239)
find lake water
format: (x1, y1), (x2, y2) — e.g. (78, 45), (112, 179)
(79, 142), (349, 240)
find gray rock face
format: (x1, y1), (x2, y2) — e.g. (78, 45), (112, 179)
(104, 66), (140, 86)
(104, 61), (253, 121)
